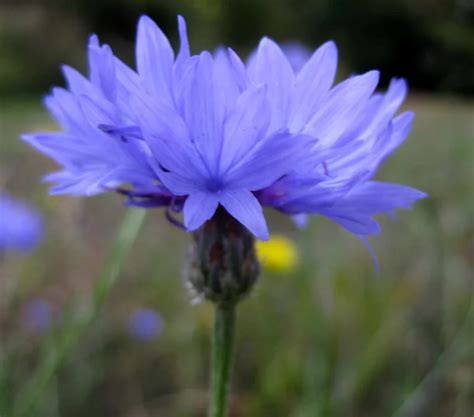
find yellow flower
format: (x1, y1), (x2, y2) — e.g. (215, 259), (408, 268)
(256, 234), (299, 273)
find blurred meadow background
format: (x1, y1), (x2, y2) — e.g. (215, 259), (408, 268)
(0, 0), (473, 416)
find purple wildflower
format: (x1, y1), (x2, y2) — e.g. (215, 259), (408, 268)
(22, 298), (53, 332)
(0, 192), (43, 251)
(128, 308), (164, 342)
(23, 15), (426, 246)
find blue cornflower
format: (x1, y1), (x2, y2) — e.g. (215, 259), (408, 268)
(24, 16), (426, 244)
(128, 308), (165, 342)
(22, 298), (54, 332)
(0, 192), (43, 251)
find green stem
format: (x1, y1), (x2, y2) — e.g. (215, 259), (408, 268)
(209, 305), (236, 417)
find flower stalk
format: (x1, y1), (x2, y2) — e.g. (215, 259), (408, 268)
(188, 208), (260, 416)
(209, 304), (236, 417)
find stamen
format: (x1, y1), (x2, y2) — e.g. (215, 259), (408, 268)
(166, 206), (186, 229)
(323, 161), (329, 176)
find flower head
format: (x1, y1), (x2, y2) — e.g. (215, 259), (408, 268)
(24, 15), (426, 248)
(0, 192), (43, 251)
(128, 308), (164, 342)
(22, 298), (54, 332)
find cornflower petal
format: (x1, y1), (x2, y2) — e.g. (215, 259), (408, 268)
(61, 65), (94, 97)
(337, 181), (428, 215)
(220, 86), (270, 173)
(176, 15), (190, 66)
(224, 131), (315, 191)
(303, 70), (380, 145)
(219, 190), (269, 240)
(88, 36), (117, 101)
(322, 210), (381, 235)
(181, 52), (227, 177)
(184, 192), (219, 231)
(361, 78), (408, 139)
(131, 93), (207, 184)
(213, 48), (249, 106)
(136, 15), (174, 104)
(289, 41), (338, 132)
(248, 37), (294, 132)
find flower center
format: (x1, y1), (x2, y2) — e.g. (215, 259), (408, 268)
(206, 179), (223, 193)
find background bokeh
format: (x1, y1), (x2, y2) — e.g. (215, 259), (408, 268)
(0, 1), (473, 416)
(2, 0), (474, 97)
